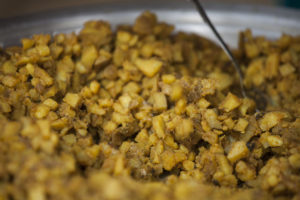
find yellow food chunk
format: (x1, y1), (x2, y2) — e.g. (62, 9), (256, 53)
(288, 154), (300, 169)
(198, 98), (210, 109)
(161, 150), (176, 171)
(227, 141), (249, 163)
(244, 58), (265, 87)
(152, 115), (166, 139)
(80, 45), (98, 73)
(208, 72), (233, 91)
(135, 129), (149, 144)
(43, 98), (58, 110)
(245, 42), (260, 58)
(90, 81), (100, 94)
(88, 104), (106, 116)
(265, 53), (279, 79)
(135, 58), (163, 77)
(34, 104), (50, 119)
(182, 160), (194, 171)
(117, 31), (132, 44)
(203, 109), (222, 129)
(175, 118), (194, 141)
(219, 92), (241, 112)
(152, 92), (167, 111)
(2, 61), (16, 74)
(21, 38), (35, 50)
(170, 83), (183, 101)
(233, 118), (249, 133)
(175, 98), (187, 115)
(36, 45), (50, 57)
(259, 112), (287, 131)
(2, 75), (18, 87)
(63, 93), (81, 108)
(235, 161), (256, 181)
(216, 154), (232, 175)
(267, 135), (283, 147)
(279, 63), (295, 77)
(162, 74), (176, 84)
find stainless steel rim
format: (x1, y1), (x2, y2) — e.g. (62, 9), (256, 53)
(1, 1), (300, 47)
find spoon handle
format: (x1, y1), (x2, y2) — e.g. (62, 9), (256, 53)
(190, 0), (247, 98)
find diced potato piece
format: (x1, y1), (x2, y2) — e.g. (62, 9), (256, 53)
(208, 72), (233, 91)
(103, 121), (117, 133)
(175, 118), (194, 141)
(22, 38), (35, 50)
(95, 49), (112, 68)
(119, 94), (132, 109)
(43, 98), (58, 110)
(239, 98), (255, 116)
(198, 98), (210, 109)
(265, 53), (279, 79)
(202, 131), (218, 145)
(26, 63), (35, 75)
(259, 132), (270, 148)
(36, 45), (50, 57)
(170, 83), (183, 101)
(34, 67), (53, 86)
(135, 58), (163, 77)
(135, 129), (149, 144)
(227, 141), (249, 163)
(219, 92), (241, 112)
(244, 58), (265, 87)
(175, 98), (187, 115)
(288, 154), (300, 169)
(224, 118), (235, 130)
(2, 61), (16, 74)
(182, 160), (194, 171)
(235, 161), (256, 181)
(152, 115), (166, 139)
(258, 112), (287, 131)
(34, 104), (50, 119)
(140, 43), (154, 58)
(162, 74), (176, 84)
(90, 81), (100, 94)
(89, 104), (106, 116)
(2, 75), (18, 87)
(245, 42), (260, 58)
(233, 118), (249, 133)
(216, 154), (232, 175)
(267, 135), (283, 147)
(152, 92), (167, 111)
(51, 117), (68, 130)
(161, 150), (176, 171)
(0, 99), (11, 113)
(63, 93), (81, 108)
(279, 63), (295, 77)
(203, 109), (222, 129)
(117, 31), (132, 43)
(63, 134), (77, 145)
(123, 82), (141, 94)
(81, 45), (98, 72)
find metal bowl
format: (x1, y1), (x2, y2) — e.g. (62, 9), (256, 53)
(0, 0), (300, 48)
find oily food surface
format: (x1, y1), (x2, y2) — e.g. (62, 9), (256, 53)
(1, 11), (300, 200)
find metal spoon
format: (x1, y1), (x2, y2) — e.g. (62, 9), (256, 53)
(190, 0), (269, 111)
(190, 0), (247, 98)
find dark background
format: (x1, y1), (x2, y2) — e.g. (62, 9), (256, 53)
(0, 0), (277, 19)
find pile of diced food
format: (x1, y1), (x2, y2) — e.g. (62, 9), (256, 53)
(0, 11), (300, 200)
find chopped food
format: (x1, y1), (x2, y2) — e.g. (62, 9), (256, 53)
(0, 11), (300, 200)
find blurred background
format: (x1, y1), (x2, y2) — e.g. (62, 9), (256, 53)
(0, 0), (299, 19)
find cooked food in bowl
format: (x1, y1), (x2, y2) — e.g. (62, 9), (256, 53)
(0, 11), (299, 200)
